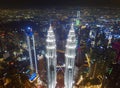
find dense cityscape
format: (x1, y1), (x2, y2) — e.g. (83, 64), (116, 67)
(0, 7), (120, 88)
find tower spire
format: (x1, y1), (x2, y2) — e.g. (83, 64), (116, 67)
(71, 23), (74, 30)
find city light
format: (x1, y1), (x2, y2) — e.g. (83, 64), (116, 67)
(0, 7), (120, 88)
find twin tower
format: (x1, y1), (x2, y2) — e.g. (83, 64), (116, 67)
(46, 23), (76, 88)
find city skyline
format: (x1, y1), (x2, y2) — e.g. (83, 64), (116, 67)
(0, 7), (120, 88)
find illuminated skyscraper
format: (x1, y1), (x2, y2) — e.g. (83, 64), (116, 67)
(25, 27), (34, 70)
(89, 30), (96, 47)
(64, 23), (76, 88)
(75, 11), (81, 27)
(107, 34), (112, 48)
(77, 11), (80, 19)
(25, 27), (38, 73)
(46, 25), (57, 88)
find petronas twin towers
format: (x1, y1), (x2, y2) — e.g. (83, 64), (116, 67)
(46, 23), (76, 88)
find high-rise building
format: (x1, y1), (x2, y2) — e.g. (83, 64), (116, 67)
(75, 11), (81, 27)
(25, 27), (34, 70)
(64, 23), (76, 88)
(46, 25), (57, 88)
(77, 11), (80, 19)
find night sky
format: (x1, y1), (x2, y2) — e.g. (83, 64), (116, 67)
(0, 0), (120, 8)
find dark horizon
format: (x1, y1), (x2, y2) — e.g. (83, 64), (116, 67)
(0, 0), (120, 9)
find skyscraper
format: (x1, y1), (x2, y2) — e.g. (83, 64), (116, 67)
(64, 23), (76, 88)
(77, 11), (80, 19)
(46, 25), (57, 88)
(25, 27), (34, 70)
